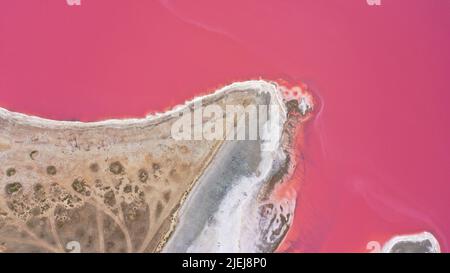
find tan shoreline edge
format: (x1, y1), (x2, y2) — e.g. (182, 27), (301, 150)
(153, 140), (223, 253)
(0, 80), (306, 253)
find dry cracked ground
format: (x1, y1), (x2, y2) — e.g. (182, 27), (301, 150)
(0, 80), (313, 253)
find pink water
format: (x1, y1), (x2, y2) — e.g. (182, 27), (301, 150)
(1, 0), (449, 252)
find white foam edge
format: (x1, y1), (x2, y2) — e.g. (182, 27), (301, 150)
(0, 80), (287, 129)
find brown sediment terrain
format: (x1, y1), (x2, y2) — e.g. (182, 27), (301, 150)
(0, 80), (313, 253)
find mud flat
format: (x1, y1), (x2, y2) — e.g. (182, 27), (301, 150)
(0, 80), (313, 252)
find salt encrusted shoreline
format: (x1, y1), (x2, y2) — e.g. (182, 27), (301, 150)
(162, 81), (312, 252)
